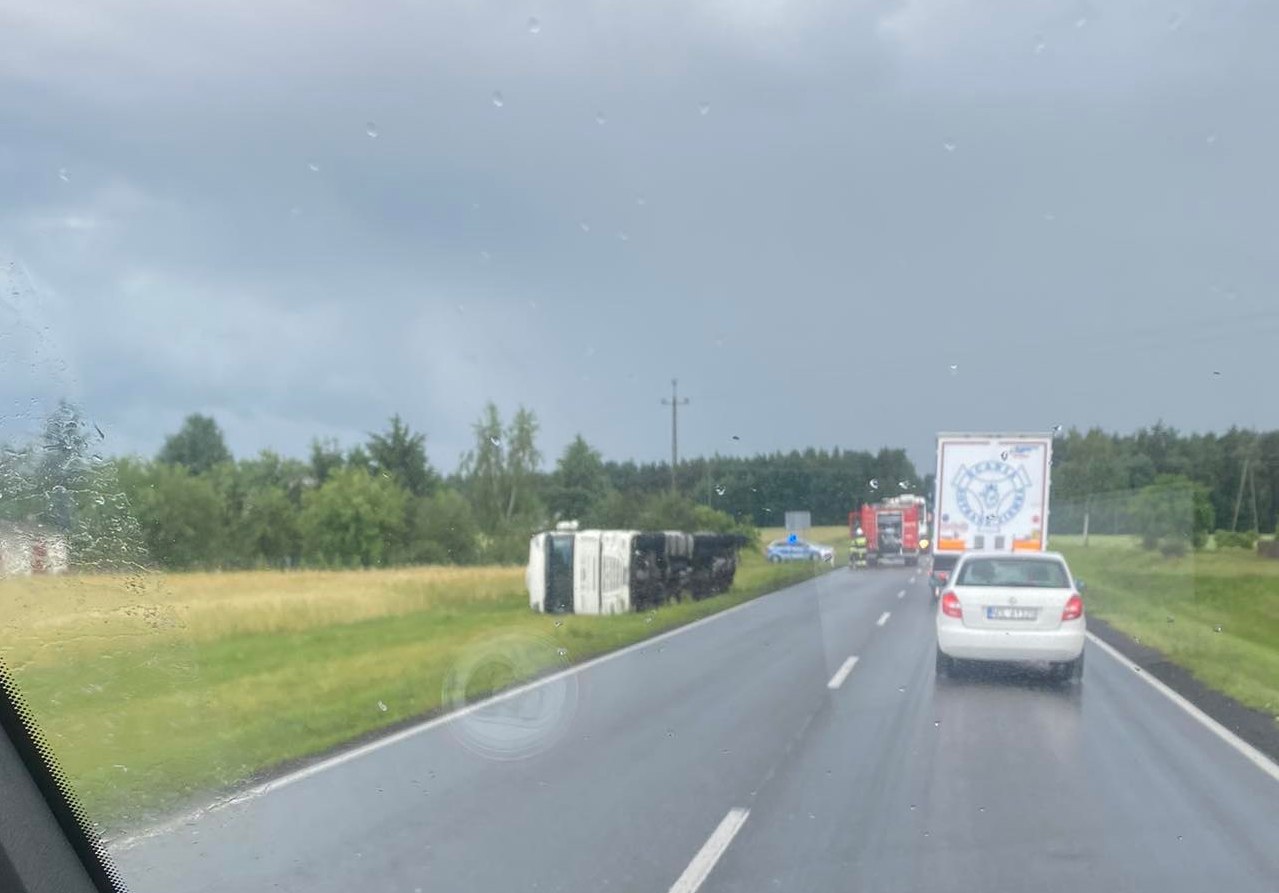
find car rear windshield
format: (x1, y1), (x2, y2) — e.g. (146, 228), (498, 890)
(955, 558), (1070, 588)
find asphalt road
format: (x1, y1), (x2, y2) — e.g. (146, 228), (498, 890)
(111, 565), (1279, 893)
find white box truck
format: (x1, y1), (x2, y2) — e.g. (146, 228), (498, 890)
(930, 432), (1053, 596)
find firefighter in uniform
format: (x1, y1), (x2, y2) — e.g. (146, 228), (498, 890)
(849, 527), (869, 569)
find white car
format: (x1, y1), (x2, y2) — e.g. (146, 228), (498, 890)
(935, 551), (1085, 682)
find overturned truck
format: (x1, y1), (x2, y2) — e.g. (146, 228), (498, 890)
(527, 529), (748, 615)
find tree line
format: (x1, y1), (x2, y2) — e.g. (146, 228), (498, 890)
(3, 405), (1274, 571)
(1050, 423), (1279, 550)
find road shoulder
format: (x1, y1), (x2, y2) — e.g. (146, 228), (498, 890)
(1088, 616), (1279, 764)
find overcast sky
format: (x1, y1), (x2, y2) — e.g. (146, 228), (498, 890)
(1, 0), (1276, 475)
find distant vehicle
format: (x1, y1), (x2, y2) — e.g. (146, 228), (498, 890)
(930, 432), (1053, 599)
(935, 551), (1085, 682)
(766, 537), (834, 564)
(851, 496), (923, 567)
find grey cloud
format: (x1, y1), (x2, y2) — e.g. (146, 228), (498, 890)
(1, 0), (1276, 472)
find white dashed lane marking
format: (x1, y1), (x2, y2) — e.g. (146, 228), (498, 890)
(827, 656), (859, 690)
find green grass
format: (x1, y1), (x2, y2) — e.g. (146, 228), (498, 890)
(3, 551), (823, 833)
(1055, 536), (1279, 724)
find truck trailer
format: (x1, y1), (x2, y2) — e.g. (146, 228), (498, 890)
(527, 529), (747, 614)
(929, 432), (1053, 596)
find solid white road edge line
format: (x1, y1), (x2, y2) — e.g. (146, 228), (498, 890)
(876, 611), (891, 626)
(1086, 632), (1279, 785)
(109, 576), (817, 851)
(827, 656), (859, 689)
(668, 808), (750, 893)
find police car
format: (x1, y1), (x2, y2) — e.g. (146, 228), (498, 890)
(766, 535), (835, 564)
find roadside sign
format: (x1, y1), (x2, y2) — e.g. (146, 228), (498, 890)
(785, 511), (811, 533)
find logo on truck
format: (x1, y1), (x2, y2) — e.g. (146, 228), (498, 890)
(952, 460), (1032, 532)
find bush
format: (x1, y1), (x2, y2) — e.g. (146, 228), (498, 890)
(1133, 475), (1214, 552)
(1214, 529), (1258, 549)
(1159, 537), (1190, 557)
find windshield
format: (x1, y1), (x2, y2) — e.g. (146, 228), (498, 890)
(955, 557), (1070, 588)
(3, 2), (1279, 893)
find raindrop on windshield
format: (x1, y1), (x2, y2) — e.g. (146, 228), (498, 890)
(1034, 35), (1047, 53)
(557, 647), (568, 657)
(595, 111), (607, 125)
(942, 142), (957, 152)
(715, 484), (726, 496)
(1214, 625), (1223, 633)
(898, 480), (909, 490)
(616, 231), (629, 242)
(698, 101), (711, 116)
(731, 435), (741, 441)
(948, 363), (959, 375)
(491, 90), (505, 108)
(1168, 13), (1184, 30)
(636, 195), (647, 206)
(1000, 451), (1009, 460)
(527, 16), (541, 34)
(553, 619), (563, 628)
(307, 161), (321, 172)
(897, 686), (906, 693)
(933, 720), (941, 727)
(579, 220), (591, 233)
(489, 436), (502, 447)
(376, 700), (388, 712)
(365, 121), (379, 138)
(869, 479), (880, 490)
(58, 167), (70, 183)
(909, 804), (917, 811)
(1206, 133), (1218, 145)
(1051, 424), (1064, 435)
(1075, 16), (1087, 28)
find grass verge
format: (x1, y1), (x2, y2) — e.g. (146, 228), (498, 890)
(1, 550), (823, 834)
(1055, 535), (1279, 725)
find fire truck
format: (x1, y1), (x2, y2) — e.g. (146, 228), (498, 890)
(850, 496), (925, 567)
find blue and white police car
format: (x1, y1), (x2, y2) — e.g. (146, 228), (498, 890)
(766, 534), (835, 564)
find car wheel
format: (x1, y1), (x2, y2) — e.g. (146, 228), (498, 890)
(1068, 649), (1085, 682)
(1054, 651), (1084, 683)
(935, 647), (954, 678)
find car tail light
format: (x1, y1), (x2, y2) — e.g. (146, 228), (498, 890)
(1062, 594), (1084, 621)
(941, 591), (962, 618)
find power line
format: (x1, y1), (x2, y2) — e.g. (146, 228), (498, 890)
(661, 378), (689, 493)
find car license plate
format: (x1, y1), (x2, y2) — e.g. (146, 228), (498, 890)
(987, 606), (1038, 621)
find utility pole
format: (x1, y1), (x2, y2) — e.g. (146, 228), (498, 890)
(661, 378), (689, 492)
